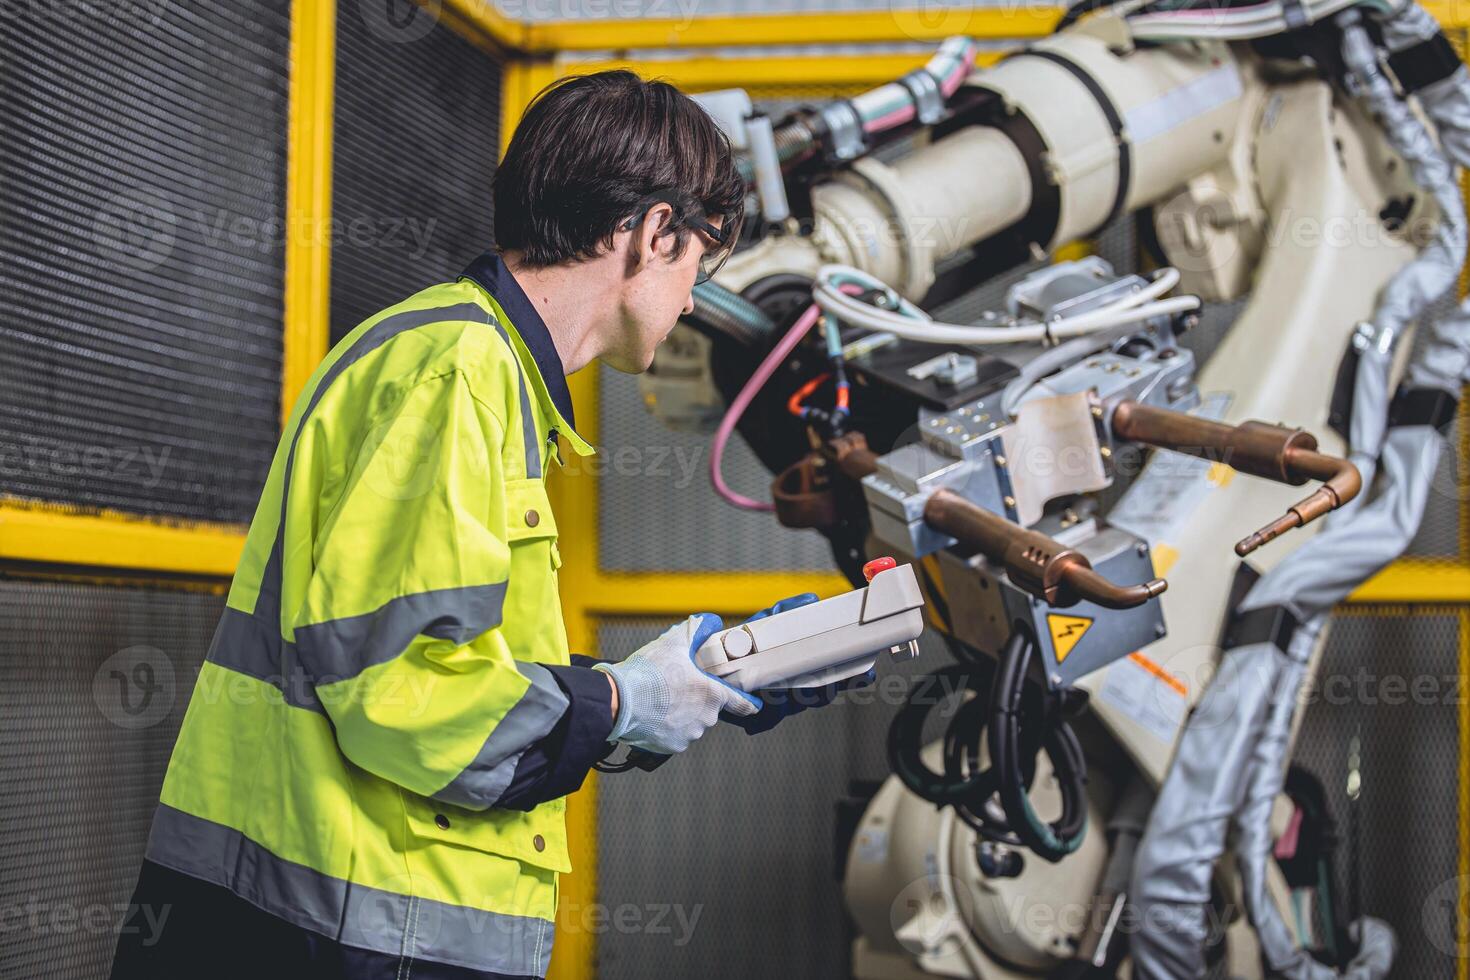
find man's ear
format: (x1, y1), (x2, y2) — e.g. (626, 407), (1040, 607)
(628, 202), (676, 274)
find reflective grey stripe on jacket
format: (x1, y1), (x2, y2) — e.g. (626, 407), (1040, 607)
(205, 602), (569, 809)
(145, 804), (556, 976)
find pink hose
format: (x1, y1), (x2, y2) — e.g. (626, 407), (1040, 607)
(710, 303), (824, 512)
(863, 103), (917, 134)
(710, 283), (866, 511)
(940, 47), (976, 97)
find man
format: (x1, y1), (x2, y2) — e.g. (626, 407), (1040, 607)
(111, 70), (837, 980)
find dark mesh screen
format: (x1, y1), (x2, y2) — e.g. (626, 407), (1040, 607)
(0, 3), (290, 523)
(595, 617), (955, 980)
(1294, 610), (1462, 979)
(329, 0), (502, 343)
(0, 580), (223, 980)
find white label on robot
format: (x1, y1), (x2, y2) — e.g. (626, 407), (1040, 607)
(1098, 654), (1188, 744)
(1126, 65), (1244, 145)
(1106, 391), (1233, 558)
(854, 828), (889, 865)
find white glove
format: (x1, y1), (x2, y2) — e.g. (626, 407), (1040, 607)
(594, 614), (761, 755)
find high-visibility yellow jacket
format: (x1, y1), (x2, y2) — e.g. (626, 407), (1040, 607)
(145, 253), (611, 976)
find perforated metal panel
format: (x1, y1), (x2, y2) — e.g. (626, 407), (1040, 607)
(0, 580), (223, 980)
(1293, 611), (1462, 979)
(597, 364), (836, 571)
(329, 0), (502, 343)
(0, 2), (290, 523)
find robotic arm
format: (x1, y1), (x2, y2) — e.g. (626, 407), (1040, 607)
(642, 3), (1470, 976)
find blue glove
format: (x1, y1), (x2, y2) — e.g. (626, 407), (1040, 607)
(720, 594), (875, 735)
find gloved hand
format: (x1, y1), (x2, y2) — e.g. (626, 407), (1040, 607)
(594, 614), (761, 755)
(721, 593), (876, 735)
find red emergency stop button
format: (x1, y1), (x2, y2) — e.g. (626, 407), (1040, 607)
(862, 556), (897, 582)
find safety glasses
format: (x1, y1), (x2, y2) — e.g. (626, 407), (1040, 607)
(621, 207), (735, 286)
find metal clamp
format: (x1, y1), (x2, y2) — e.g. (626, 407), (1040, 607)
(898, 68), (946, 126)
(1281, 0), (1310, 32)
(819, 100), (866, 162)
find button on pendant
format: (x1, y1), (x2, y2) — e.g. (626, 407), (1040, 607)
(525, 509), (540, 528)
(532, 834), (546, 852)
(435, 814), (451, 830)
(723, 627), (755, 660)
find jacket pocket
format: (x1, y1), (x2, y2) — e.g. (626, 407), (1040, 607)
(404, 791), (571, 874)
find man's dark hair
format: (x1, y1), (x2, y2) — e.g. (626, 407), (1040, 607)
(494, 70), (745, 268)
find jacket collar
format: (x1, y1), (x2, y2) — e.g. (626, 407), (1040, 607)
(460, 251), (592, 455)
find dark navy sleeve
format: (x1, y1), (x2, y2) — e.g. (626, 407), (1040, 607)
(493, 660), (615, 811)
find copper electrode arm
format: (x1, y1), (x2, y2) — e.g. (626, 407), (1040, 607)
(923, 488), (1168, 609)
(1110, 401), (1362, 558)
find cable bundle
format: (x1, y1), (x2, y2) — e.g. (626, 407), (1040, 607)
(886, 624), (1089, 864)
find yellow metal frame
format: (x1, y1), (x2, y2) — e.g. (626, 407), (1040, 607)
(283, 0), (336, 418)
(462, 1), (1060, 51)
(0, 497), (244, 576)
(6, 3), (1469, 976)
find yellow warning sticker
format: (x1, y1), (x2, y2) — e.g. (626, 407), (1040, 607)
(1047, 614), (1094, 663)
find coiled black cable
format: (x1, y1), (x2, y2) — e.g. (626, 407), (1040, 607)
(886, 663), (995, 807)
(987, 619), (1089, 861)
(886, 624), (1089, 862)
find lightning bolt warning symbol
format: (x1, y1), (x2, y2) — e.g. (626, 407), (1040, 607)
(1046, 614), (1094, 664)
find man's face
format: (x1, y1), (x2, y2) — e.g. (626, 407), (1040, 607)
(604, 212), (722, 375)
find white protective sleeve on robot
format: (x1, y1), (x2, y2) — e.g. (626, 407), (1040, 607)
(1130, 6), (1466, 978)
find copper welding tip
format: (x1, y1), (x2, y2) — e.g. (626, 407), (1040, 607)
(1058, 562), (1169, 610)
(1234, 485), (1345, 557)
(1234, 513), (1302, 557)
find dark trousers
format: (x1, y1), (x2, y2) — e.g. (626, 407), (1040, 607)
(110, 860), (534, 980)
